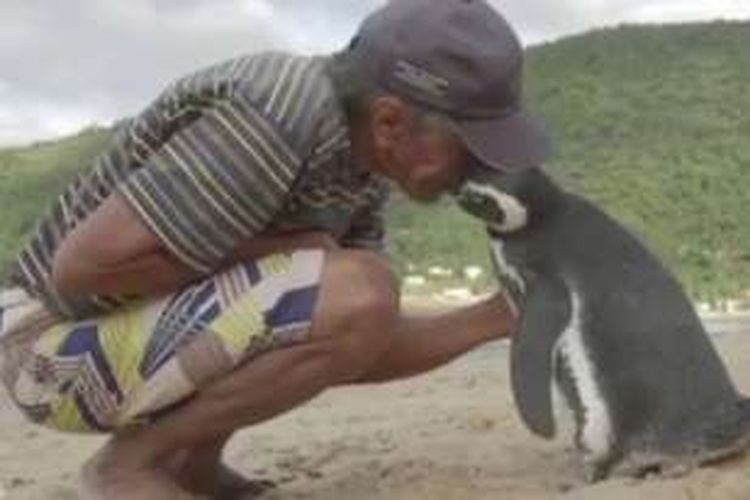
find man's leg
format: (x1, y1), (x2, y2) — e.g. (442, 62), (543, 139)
(80, 249), (516, 500)
(148, 263), (514, 499)
(81, 249), (399, 499)
(168, 291), (515, 498)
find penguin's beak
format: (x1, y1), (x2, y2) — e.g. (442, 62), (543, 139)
(457, 186), (505, 224)
(455, 180), (529, 234)
(456, 183), (506, 225)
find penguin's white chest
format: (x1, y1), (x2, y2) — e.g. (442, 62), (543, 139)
(490, 241), (526, 316)
(491, 240), (614, 463)
(555, 291), (614, 463)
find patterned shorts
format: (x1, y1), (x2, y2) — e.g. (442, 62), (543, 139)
(0, 250), (324, 434)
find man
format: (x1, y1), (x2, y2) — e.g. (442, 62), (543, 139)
(0, 0), (551, 498)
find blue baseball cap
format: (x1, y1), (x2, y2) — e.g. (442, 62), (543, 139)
(348, 0), (553, 170)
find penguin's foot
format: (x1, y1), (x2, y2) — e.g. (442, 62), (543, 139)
(581, 453), (619, 483)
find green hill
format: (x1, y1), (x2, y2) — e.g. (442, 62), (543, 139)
(1, 21), (749, 301)
(0, 126), (112, 273)
(526, 21), (750, 300)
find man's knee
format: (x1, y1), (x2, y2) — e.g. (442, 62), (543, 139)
(309, 250), (399, 380)
(335, 251), (397, 317)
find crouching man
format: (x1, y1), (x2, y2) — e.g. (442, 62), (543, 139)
(0, 1), (550, 498)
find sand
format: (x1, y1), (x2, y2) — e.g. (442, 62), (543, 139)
(1, 310), (750, 500)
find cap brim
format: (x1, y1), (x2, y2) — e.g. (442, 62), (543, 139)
(454, 112), (553, 170)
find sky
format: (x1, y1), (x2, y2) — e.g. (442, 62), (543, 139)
(1, 0), (748, 147)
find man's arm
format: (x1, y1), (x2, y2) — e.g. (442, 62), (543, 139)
(354, 293), (516, 384)
(52, 192), (335, 300)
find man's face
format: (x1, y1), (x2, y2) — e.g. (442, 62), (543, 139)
(368, 97), (468, 202)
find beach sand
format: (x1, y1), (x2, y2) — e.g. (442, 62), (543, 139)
(1, 310), (750, 500)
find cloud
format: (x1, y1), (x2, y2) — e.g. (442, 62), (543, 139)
(0, 98), (103, 146)
(494, 0), (749, 43)
(627, 0), (750, 23)
(0, 0), (748, 146)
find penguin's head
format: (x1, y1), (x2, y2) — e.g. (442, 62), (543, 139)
(455, 167), (562, 235)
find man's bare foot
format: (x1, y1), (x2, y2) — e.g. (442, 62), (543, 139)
(79, 439), (208, 500)
(169, 450), (276, 499)
(214, 463), (276, 499)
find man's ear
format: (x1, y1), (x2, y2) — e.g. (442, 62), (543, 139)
(370, 96), (411, 150)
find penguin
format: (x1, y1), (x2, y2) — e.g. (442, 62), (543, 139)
(455, 166), (750, 481)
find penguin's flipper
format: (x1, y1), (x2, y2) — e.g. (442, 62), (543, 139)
(511, 276), (572, 439)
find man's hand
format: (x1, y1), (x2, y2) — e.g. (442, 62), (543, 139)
(354, 291), (518, 384)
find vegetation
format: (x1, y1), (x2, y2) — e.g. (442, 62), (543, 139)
(0, 127), (112, 277)
(1, 22), (749, 301)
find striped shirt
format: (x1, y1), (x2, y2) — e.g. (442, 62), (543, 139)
(9, 52), (390, 319)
